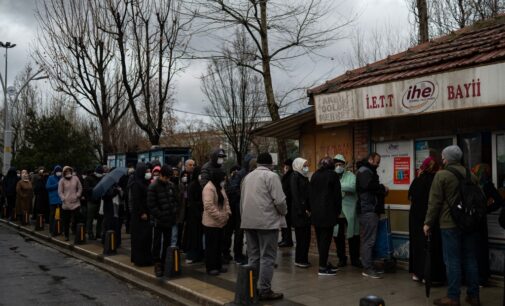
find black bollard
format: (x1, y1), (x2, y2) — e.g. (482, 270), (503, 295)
(103, 230), (117, 255)
(35, 214), (45, 231)
(74, 223), (86, 244)
(164, 246), (182, 278)
(54, 219), (62, 236)
(360, 295), (385, 306)
(234, 264), (259, 305)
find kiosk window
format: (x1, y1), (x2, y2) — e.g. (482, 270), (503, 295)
(415, 138), (453, 174)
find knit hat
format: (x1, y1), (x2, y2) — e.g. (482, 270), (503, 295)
(283, 158), (293, 166)
(257, 152), (273, 165)
(53, 165), (62, 173)
(152, 165), (161, 174)
(442, 145), (463, 162)
(333, 154), (346, 164)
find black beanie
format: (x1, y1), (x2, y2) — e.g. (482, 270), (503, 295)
(257, 152), (273, 165)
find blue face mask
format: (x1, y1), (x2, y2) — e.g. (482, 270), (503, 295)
(302, 166), (309, 174)
(335, 166), (344, 174)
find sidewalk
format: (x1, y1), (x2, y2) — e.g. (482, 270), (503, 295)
(2, 218), (502, 306)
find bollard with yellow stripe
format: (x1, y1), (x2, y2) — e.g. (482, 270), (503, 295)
(35, 214), (45, 231)
(164, 246), (182, 278)
(234, 264), (258, 305)
(22, 211), (29, 226)
(103, 230), (117, 255)
(74, 223), (86, 245)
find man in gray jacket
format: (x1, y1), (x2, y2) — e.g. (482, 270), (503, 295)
(240, 152), (287, 301)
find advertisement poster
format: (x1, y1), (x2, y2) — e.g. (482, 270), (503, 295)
(394, 157), (411, 184)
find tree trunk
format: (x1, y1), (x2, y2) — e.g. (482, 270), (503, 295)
(100, 119), (114, 165)
(259, 0), (287, 165)
(416, 0), (429, 43)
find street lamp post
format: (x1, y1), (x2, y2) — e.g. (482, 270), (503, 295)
(0, 41), (16, 175)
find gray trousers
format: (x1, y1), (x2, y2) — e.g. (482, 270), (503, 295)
(245, 229), (278, 293)
(359, 212), (379, 270)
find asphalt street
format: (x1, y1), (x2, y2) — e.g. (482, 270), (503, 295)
(0, 224), (166, 306)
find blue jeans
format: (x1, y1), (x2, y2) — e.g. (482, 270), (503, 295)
(441, 228), (479, 300)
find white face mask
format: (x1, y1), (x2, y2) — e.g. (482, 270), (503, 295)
(220, 181), (225, 188)
(128, 168), (135, 175)
(302, 166), (309, 174)
(56, 172), (62, 177)
(65, 174), (72, 179)
(82, 175), (87, 179)
(335, 166), (345, 174)
(145, 173), (152, 180)
(217, 158), (224, 165)
(181, 176), (187, 183)
(198, 175), (202, 182)
(95, 173), (103, 178)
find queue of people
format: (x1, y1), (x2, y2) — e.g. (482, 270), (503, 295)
(1, 144), (502, 305)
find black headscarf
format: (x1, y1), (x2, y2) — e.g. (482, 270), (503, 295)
(210, 170), (225, 207)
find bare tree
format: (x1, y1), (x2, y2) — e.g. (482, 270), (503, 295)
(192, 0), (353, 163)
(170, 119), (215, 166)
(35, 0), (130, 163)
(102, 0), (193, 146)
(201, 30), (266, 165)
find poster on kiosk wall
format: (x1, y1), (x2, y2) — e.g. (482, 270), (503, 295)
(375, 140), (414, 191)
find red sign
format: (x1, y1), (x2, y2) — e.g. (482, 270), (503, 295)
(393, 157), (410, 184)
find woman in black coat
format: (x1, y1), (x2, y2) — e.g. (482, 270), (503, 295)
(184, 167), (204, 263)
(309, 157), (342, 276)
(129, 162), (153, 267)
(290, 157), (311, 268)
(408, 156), (445, 283)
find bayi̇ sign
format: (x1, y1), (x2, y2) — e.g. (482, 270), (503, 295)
(314, 62), (499, 124)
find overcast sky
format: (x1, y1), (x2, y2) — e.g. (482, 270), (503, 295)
(0, 0), (412, 122)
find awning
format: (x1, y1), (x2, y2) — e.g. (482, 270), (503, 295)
(253, 107), (314, 139)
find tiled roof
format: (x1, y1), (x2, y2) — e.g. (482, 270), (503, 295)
(308, 15), (505, 98)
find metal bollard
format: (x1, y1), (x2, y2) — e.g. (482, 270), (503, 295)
(22, 211), (30, 226)
(54, 219), (62, 235)
(234, 264), (259, 305)
(360, 295), (385, 306)
(103, 230), (117, 255)
(35, 214), (45, 231)
(164, 246), (182, 278)
(74, 223), (86, 244)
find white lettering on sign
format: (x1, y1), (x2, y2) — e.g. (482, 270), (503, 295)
(314, 62), (505, 124)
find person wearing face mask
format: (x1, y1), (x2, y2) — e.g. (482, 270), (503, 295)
(332, 154), (360, 268)
(279, 159), (294, 248)
(184, 166), (204, 264)
(202, 169), (231, 275)
(46, 165), (63, 236)
(15, 169), (34, 224)
(84, 166), (104, 240)
(200, 148), (227, 188)
(3, 167), (20, 220)
(151, 166), (161, 184)
(58, 166), (83, 241)
(356, 152), (388, 279)
(129, 163), (153, 267)
(290, 158), (311, 268)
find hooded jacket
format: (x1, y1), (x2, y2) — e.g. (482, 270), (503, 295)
(46, 165), (62, 205)
(225, 154), (255, 204)
(58, 166), (83, 210)
(129, 163), (150, 217)
(356, 161), (386, 214)
(3, 167), (19, 197)
(200, 149), (226, 187)
(309, 167), (342, 227)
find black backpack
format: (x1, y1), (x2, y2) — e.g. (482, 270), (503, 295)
(445, 167), (487, 233)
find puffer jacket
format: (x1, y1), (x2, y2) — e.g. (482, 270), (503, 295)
(202, 181), (231, 228)
(147, 178), (178, 227)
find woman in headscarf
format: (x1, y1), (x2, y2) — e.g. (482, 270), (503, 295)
(472, 163), (504, 286)
(15, 169), (33, 224)
(129, 162), (153, 266)
(184, 166), (204, 264)
(408, 156), (445, 283)
(290, 157), (311, 268)
(3, 167), (19, 220)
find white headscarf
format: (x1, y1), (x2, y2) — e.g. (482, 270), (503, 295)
(292, 157), (307, 176)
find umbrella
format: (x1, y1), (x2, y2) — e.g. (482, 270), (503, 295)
(92, 167), (128, 200)
(424, 233), (432, 298)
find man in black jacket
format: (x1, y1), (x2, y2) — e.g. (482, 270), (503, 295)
(279, 159), (294, 247)
(356, 152), (388, 279)
(200, 148), (226, 187)
(148, 164), (179, 277)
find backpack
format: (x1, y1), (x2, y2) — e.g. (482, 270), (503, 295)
(445, 167), (487, 233)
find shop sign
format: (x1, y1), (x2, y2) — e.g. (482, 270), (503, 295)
(315, 62), (502, 124)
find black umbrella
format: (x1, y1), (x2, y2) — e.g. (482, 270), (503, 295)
(424, 233), (432, 298)
(92, 167), (128, 200)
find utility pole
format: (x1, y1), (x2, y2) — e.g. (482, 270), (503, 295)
(0, 41), (16, 175)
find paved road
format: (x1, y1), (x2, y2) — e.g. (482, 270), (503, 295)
(0, 224), (166, 306)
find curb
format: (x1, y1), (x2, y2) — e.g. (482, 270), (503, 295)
(1, 219), (228, 306)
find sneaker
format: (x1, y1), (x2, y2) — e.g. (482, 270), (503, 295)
(374, 268), (385, 274)
(327, 263), (340, 273)
(318, 267), (337, 276)
(207, 269), (220, 276)
(362, 269), (383, 279)
(412, 274), (420, 282)
(185, 259), (194, 264)
(295, 262), (311, 268)
(259, 289), (283, 301)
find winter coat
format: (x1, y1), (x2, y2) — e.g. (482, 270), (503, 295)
(147, 178), (178, 227)
(240, 166), (287, 230)
(58, 176), (83, 210)
(15, 180), (33, 215)
(309, 168), (342, 227)
(202, 181), (231, 228)
(356, 162), (386, 214)
(424, 162), (479, 229)
(200, 149), (226, 187)
(338, 171), (359, 238)
(46, 175), (62, 205)
(289, 171), (311, 227)
(3, 167), (19, 197)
